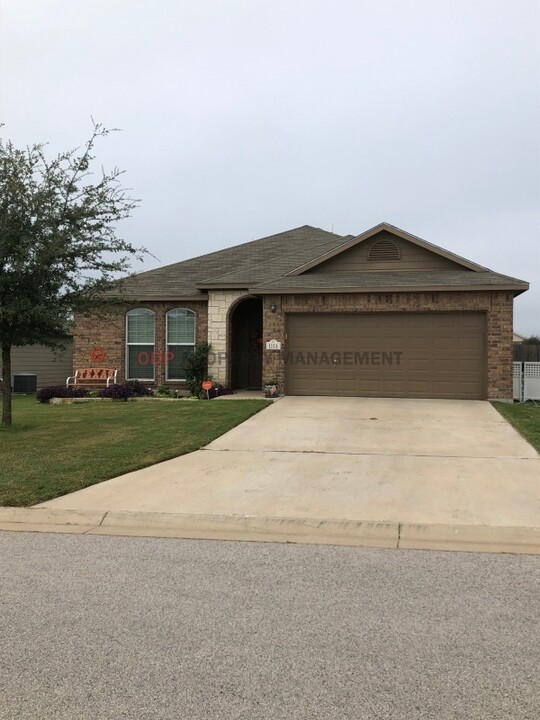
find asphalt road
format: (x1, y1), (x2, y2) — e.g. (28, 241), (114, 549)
(0, 532), (538, 720)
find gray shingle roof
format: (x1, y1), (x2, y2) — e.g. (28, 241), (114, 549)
(198, 236), (356, 287)
(252, 270), (529, 293)
(117, 226), (346, 298)
(115, 224), (529, 298)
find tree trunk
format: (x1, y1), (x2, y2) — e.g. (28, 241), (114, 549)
(2, 344), (12, 427)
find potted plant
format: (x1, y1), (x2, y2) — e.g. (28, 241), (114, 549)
(263, 379), (279, 398)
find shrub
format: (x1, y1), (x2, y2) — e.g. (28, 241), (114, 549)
(155, 384), (172, 398)
(124, 380), (154, 397)
(37, 386), (88, 403)
(98, 383), (135, 401)
(209, 383), (233, 399)
(184, 342), (212, 397)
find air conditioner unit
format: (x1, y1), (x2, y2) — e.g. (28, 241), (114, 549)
(12, 373), (38, 394)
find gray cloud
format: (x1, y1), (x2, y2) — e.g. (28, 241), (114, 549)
(1, 0), (538, 332)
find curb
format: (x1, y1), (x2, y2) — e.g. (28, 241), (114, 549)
(0, 507), (539, 554)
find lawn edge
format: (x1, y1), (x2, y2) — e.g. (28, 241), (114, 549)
(491, 401), (540, 455)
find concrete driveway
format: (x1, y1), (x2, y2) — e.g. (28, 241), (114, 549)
(40, 398), (540, 535)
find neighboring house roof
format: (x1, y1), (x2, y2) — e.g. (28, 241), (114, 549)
(513, 332), (525, 343)
(116, 222), (529, 299)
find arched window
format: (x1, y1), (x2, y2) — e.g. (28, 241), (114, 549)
(126, 309), (155, 380)
(166, 308), (196, 381)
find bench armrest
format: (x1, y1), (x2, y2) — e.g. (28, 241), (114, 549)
(66, 376), (75, 387)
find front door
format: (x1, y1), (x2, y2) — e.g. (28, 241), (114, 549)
(230, 298), (263, 389)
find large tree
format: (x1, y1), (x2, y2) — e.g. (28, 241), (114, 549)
(0, 123), (144, 426)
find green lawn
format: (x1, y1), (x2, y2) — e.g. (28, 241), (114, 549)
(0, 395), (270, 506)
(492, 401), (540, 454)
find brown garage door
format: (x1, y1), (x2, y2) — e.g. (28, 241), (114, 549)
(285, 313), (486, 399)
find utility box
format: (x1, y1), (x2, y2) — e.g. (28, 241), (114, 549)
(12, 373), (38, 394)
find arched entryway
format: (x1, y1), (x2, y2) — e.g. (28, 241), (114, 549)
(229, 296), (263, 390)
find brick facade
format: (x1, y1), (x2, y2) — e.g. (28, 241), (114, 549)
(73, 290), (514, 399)
(73, 301), (208, 387)
(262, 291), (514, 400)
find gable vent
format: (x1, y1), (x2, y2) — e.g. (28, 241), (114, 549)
(367, 238), (401, 261)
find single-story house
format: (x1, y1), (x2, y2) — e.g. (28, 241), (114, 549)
(3, 342), (73, 391)
(73, 222), (529, 400)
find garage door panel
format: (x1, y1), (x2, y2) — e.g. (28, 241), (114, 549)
(432, 358), (459, 371)
(408, 360), (431, 372)
(432, 337), (457, 350)
(461, 340), (482, 352)
(286, 312), (486, 400)
(460, 359), (482, 371)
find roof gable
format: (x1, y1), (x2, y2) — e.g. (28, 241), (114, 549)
(287, 222), (488, 276)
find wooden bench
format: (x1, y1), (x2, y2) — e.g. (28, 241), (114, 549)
(66, 368), (118, 388)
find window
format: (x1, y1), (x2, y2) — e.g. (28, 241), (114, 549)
(126, 309), (155, 380)
(166, 308), (195, 381)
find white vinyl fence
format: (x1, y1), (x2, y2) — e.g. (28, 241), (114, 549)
(513, 362), (523, 402)
(524, 362), (540, 401)
(513, 361), (540, 401)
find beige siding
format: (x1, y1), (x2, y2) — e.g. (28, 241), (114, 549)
(9, 343), (73, 389)
(307, 232), (467, 273)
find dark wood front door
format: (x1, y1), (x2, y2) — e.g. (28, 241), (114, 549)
(231, 298), (263, 389)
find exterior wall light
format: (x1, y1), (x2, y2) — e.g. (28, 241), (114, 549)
(270, 303), (277, 313)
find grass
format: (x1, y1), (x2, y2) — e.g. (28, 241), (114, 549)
(0, 395), (270, 506)
(492, 401), (540, 454)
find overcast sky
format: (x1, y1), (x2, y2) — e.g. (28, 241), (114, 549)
(1, 0), (539, 333)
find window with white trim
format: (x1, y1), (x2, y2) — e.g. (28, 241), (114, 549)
(126, 309), (155, 380)
(166, 308), (195, 381)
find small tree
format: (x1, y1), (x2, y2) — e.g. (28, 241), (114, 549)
(0, 122), (144, 426)
(184, 343), (211, 397)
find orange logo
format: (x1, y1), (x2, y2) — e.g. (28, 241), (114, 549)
(89, 346), (106, 363)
